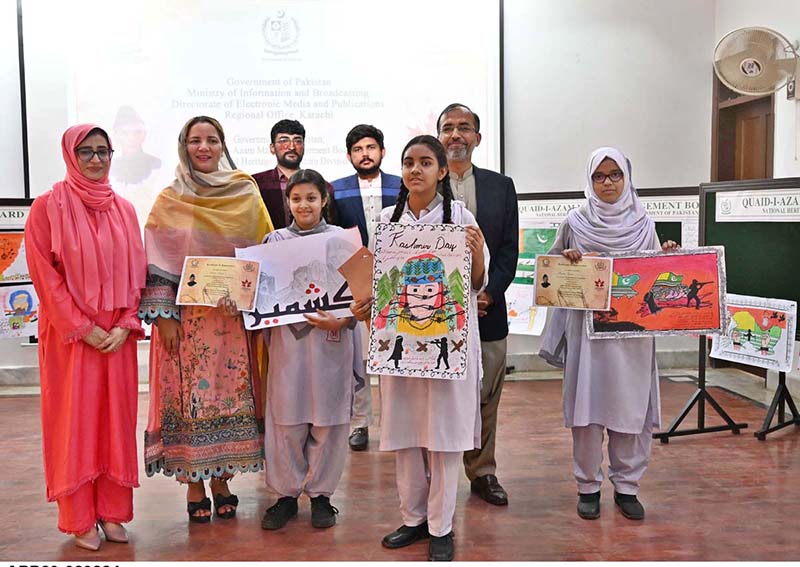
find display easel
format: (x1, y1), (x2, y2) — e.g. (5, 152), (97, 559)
(754, 371), (800, 440)
(657, 178), (800, 442)
(654, 335), (747, 443)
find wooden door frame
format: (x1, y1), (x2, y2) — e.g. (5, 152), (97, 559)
(710, 72), (775, 182)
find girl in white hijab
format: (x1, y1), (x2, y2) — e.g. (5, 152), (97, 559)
(540, 147), (678, 522)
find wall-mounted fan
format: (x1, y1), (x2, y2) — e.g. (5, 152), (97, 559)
(714, 27), (798, 96)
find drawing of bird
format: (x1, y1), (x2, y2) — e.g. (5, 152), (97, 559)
(378, 339), (391, 351)
(416, 341), (429, 352)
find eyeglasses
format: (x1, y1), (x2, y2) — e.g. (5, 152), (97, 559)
(274, 136), (304, 147)
(591, 171), (624, 183)
(438, 125), (477, 136)
(75, 148), (114, 162)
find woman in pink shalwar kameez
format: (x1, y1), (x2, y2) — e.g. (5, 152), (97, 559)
(25, 124), (147, 550)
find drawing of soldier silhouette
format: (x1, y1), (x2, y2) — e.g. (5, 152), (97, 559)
(643, 290), (661, 314)
(388, 335), (404, 369)
(429, 337), (450, 370)
(686, 279), (711, 309)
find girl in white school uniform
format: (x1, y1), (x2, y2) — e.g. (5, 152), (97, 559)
(540, 147), (678, 521)
(259, 169), (360, 530)
(351, 135), (488, 562)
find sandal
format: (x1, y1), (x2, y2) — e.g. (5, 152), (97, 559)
(213, 492), (239, 519)
(187, 497), (212, 524)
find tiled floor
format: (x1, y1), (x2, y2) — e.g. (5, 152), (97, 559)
(1, 371), (799, 561)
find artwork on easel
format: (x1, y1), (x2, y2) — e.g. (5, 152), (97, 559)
(507, 225), (556, 335)
(587, 247), (725, 339)
(367, 223), (471, 380)
(710, 294), (797, 373)
(0, 284), (39, 338)
(0, 232), (31, 283)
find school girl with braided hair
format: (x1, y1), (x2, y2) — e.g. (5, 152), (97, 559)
(351, 135), (488, 561)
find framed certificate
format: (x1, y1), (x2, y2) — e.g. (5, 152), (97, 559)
(533, 255), (613, 311)
(177, 256), (261, 311)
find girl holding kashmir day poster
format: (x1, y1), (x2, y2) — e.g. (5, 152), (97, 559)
(258, 169), (360, 531)
(351, 135), (488, 562)
(539, 147), (679, 522)
(139, 116), (272, 524)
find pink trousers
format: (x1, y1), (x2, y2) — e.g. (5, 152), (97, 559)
(57, 475), (133, 534)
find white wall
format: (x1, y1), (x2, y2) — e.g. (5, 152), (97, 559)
(0, 1), (24, 199)
(504, 0), (715, 359)
(503, 0), (715, 192)
(715, 0), (800, 179)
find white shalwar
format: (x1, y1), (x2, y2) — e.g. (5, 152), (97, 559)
(378, 197), (488, 536)
(262, 225), (359, 498)
(540, 147), (662, 496)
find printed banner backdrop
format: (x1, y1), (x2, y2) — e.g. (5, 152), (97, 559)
(507, 224), (557, 335)
(0, 206), (30, 229)
(368, 223), (471, 380)
(0, 283), (39, 338)
(715, 188), (800, 223)
(0, 232), (31, 283)
(235, 227), (361, 329)
(710, 294), (797, 373)
(639, 195), (700, 247)
(587, 247), (725, 339)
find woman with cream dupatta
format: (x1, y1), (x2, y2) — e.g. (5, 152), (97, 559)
(139, 116), (273, 523)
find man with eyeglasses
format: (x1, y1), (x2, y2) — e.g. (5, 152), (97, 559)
(330, 124), (402, 452)
(437, 103), (518, 507)
(253, 119), (333, 229)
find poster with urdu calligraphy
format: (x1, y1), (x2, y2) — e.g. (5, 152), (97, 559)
(368, 223), (471, 380)
(0, 284), (39, 338)
(235, 227), (361, 329)
(0, 232), (31, 283)
(710, 294), (797, 373)
(587, 247), (725, 339)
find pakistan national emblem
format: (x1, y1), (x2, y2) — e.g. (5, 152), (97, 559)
(262, 10), (299, 55)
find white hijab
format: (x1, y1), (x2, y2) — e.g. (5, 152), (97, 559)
(565, 147), (655, 253)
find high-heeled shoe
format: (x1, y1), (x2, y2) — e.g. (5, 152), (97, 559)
(98, 519), (129, 543)
(74, 526), (101, 551)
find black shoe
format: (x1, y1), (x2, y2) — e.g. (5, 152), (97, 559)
(577, 491), (600, 520)
(310, 495), (339, 528)
(261, 496), (298, 530)
(428, 531), (454, 561)
(187, 497), (212, 524)
(614, 491), (645, 520)
(349, 427), (369, 451)
(381, 522), (430, 549)
(470, 475), (508, 506)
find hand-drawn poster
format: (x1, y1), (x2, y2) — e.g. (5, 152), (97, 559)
(368, 223), (471, 380)
(534, 255), (613, 310)
(507, 224), (556, 335)
(0, 232), (31, 283)
(587, 247), (725, 339)
(507, 281), (547, 335)
(176, 256), (261, 311)
(710, 294), (797, 372)
(0, 284), (39, 338)
(235, 227), (361, 329)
